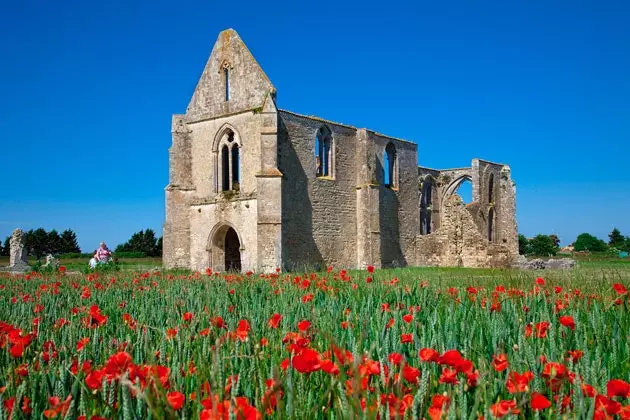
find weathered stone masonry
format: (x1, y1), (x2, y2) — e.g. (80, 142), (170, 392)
(163, 29), (518, 272)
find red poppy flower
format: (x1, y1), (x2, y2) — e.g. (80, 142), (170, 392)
(182, 312), (193, 322)
(428, 394), (450, 420)
(236, 320), (250, 342)
(91, 305), (108, 326)
(402, 365), (420, 384)
(292, 348), (321, 373)
(402, 313), (413, 323)
(506, 371), (534, 393)
(167, 392), (185, 410)
(490, 399), (520, 418)
(297, 320), (311, 332)
(367, 265), (375, 274)
(85, 369), (104, 390)
(613, 283), (627, 295)
(76, 337), (90, 352)
(388, 352), (404, 365)
(492, 354), (509, 372)
(320, 359), (340, 375)
(211, 316), (226, 328)
(267, 313), (282, 329)
(566, 350), (584, 362)
(400, 333), (413, 344)
(419, 348), (440, 362)
(536, 277), (546, 285)
(607, 379), (630, 398)
(531, 392), (551, 410)
(581, 383), (596, 397)
(595, 394), (622, 416)
(439, 368), (459, 384)
(105, 351), (133, 379)
(559, 315), (576, 330)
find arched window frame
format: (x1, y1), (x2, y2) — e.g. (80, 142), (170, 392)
(384, 142), (398, 188)
(315, 125), (334, 179)
(213, 126), (242, 194)
(488, 207), (495, 242)
(420, 175), (434, 234)
(488, 173), (495, 203)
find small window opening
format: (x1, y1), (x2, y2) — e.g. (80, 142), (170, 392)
(224, 68), (230, 101)
(420, 178), (433, 234)
(384, 143), (397, 187)
(488, 173), (494, 203)
(221, 145), (230, 191)
(232, 146), (240, 190)
(488, 208), (495, 242)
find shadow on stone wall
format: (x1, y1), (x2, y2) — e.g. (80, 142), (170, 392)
(279, 125), (324, 271)
(376, 158), (405, 267)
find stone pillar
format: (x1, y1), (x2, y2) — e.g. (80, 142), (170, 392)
(256, 93), (282, 272)
(5, 229), (30, 272)
(163, 115), (194, 269)
(498, 165), (519, 257)
(355, 129), (381, 268)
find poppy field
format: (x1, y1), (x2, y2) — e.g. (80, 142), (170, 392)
(1, 265), (629, 419)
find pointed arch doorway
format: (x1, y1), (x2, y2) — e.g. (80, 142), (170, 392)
(208, 224), (242, 272)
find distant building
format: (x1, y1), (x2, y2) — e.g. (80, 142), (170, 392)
(163, 29), (518, 272)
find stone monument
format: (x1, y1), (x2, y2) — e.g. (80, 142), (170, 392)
(0, 229), (31, 272)
(42, 254), (59, 269)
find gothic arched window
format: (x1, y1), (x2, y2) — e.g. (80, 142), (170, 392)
(315, 126), (333, 177)
(217, 128), (241, 193)
(384, 143), (397, 187)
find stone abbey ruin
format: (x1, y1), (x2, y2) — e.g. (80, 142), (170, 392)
(163, 29), (518, 272)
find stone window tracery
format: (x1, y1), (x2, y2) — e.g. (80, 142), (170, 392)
(217, 128), (241, 193)
(315, 126), (333, 178)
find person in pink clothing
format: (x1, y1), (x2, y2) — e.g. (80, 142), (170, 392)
(95, 242), (112, 263)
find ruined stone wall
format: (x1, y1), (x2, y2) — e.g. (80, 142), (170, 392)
(166, 28), (519, 272)
(370, 133), (419, 267)
(471, 160), (518, 255)
(278, 111), (358, 270)
(416, 195), (513, 268)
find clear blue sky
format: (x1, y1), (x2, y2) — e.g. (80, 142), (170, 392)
(1, 0), (629, 251)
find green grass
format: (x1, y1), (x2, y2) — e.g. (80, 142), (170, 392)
(0, 263), (629, 418)
(0, 255), (162, 272)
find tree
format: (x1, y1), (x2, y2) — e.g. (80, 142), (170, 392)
(60, 229), (81, 254)
(574, 233), (608, 252)
(156, 236), (163, 256)
(47, 229), (62, 255)
(1, 237), (10, 256)
(116, 229), (160, 257)
(518, 234), (531, 255)
(608, 228), (625, 248)
(529, 234), (559, 256)
(25, 228), (49, 259)
(549, 234), (561, 248)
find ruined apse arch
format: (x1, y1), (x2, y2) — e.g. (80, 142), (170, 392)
(206, 221), (246, 272)
(443, 174), (473, 202)
(211, 123), (242, 193)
